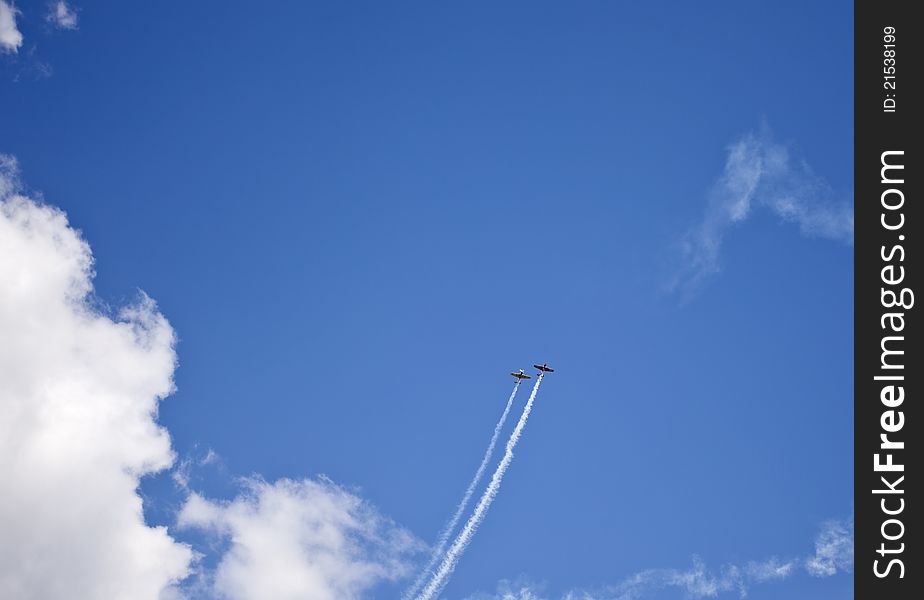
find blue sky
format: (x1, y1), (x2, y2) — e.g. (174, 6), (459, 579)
(1, 2), (853, 599)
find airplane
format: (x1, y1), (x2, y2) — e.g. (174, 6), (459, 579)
(510, 369), (532, 381)
(533, 363), (555, 373)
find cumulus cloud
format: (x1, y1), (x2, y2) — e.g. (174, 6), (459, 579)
(0, 0), (23, 52)
(47, 1), (78, 30)
(0, 153), (426, 600)
(0, 155), (194, 598)
(178, 477), (422, 600)
(467, 517), (851, 600)
(1, 154), (426, 599)
(670, 126), (853, 297)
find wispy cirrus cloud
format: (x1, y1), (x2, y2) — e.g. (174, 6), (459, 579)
(580, 556), (797, 600)
(805, 517), (854, 577)
(171, 446), (222, 491)
(466, 576), (549, 600)
(669, 126), (853, 298)
(466, 517), (852, 600)
(47, 1), (78, 30)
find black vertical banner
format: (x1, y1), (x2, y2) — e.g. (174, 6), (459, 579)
(855, 1), (919, 598)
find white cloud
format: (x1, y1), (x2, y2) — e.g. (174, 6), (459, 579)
(172, 446), (221, 491)
(0, 155), (194, 598)
(597, 556), (796, 600)
(1, 154), (425, 599)
(47, 1), (78, 30)
(468, 558), (800, 600)
(1, 153), (424, 600)
(744, 557), (796, 583)
(670, 127), (853, 297)
(0, 146), (851, 600)
(0, 1), (23, 52)
(178, 477), (422, 600)
(466, 577), (549, 600)
(805, 517), (854, 577)
(468, 517), (851, 600)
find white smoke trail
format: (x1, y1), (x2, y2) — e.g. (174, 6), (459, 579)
(403, 383), (522, 600)
(416, 375), (544, 600)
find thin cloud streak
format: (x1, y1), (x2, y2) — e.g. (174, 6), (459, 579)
(467, 516), (853, 600)
(589, 556), (797, 600)
(669, 126), (853, 298)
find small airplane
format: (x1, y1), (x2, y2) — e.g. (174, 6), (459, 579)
(533, 363), (555, 373)
(510, 369), (532, 381)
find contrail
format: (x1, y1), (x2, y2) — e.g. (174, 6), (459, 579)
(415, 374), (543, 600)
(402, 382), (522, 600)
